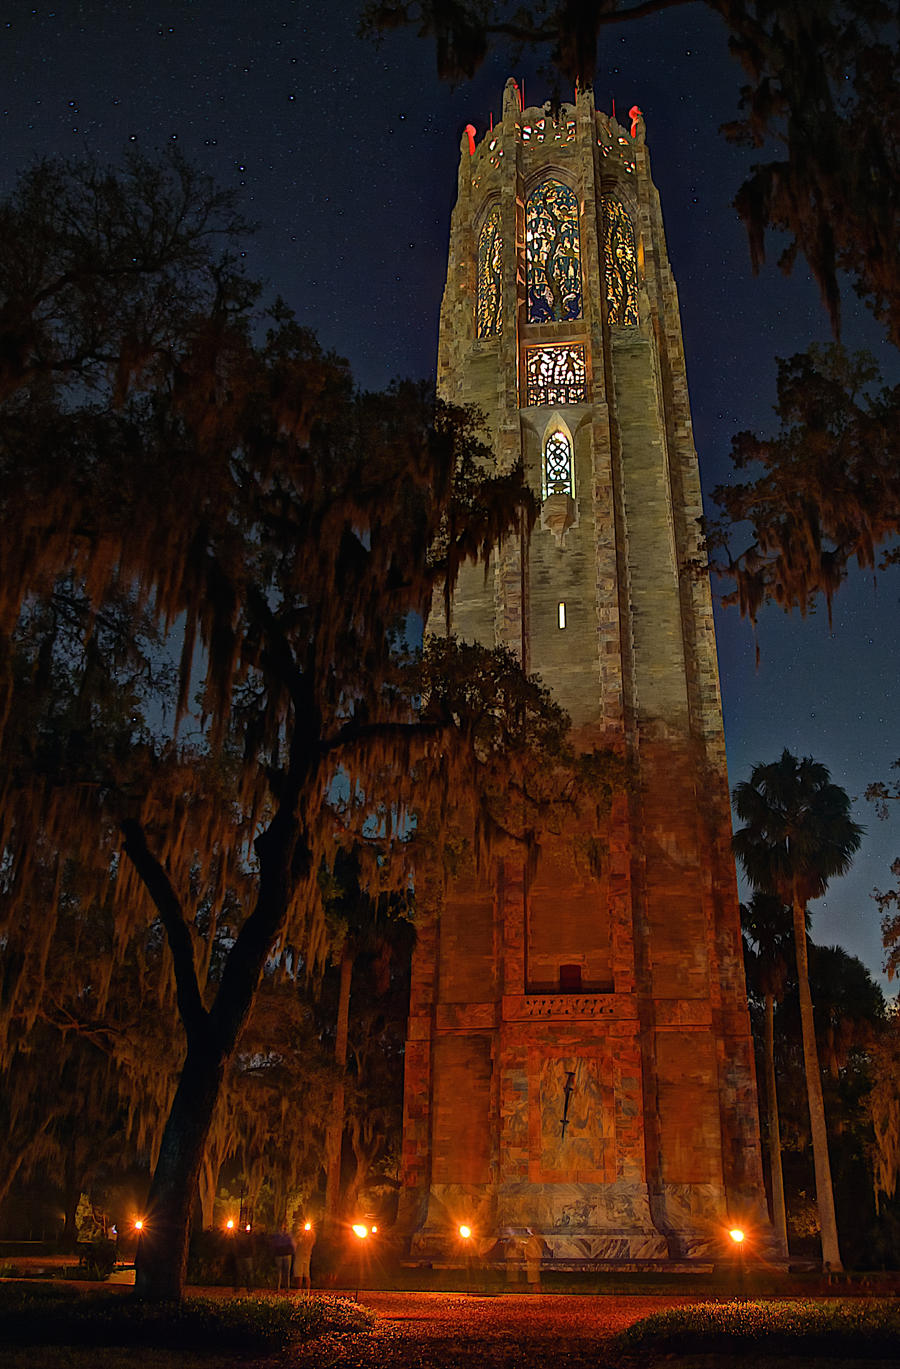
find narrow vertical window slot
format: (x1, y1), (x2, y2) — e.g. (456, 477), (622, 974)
(558, 602), (566, 630)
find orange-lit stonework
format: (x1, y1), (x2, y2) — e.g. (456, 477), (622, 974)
(398, 81), (774, 1268)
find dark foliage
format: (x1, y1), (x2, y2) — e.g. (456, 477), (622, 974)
(0, 1284), (373, 1350)
(708, 344), (900, 625)
(617, 1297), (900, 1356)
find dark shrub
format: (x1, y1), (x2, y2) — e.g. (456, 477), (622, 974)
(0, 1286), (374, 1350)
(76, 1239), (117, 1281)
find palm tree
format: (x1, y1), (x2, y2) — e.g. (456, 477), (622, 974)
(733, 749), (863, 1272)
(742, 891), (797, 1256)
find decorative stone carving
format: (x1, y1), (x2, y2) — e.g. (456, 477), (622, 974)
(540, 491), (577, 544)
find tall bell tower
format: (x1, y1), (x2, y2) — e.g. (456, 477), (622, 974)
(398, 80), (773, 1266)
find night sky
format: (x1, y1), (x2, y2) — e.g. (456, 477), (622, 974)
(4, 1), (898, 989)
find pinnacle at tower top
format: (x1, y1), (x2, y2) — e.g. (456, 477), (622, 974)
(398, 81), (779, 1269)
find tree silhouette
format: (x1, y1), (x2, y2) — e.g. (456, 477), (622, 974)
(733, 749), (863, 1271)
(708, 345), (900, 627)
(317, 843), (413, 1233)
(742, 890), (797, 1254)
(0, 154), (623, 1297)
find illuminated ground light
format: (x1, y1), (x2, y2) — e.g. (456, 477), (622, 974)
(729, 1227), (746, 1244)
(226, 1219), (234, 1230)
(134, 1219), (144, 1233)
(459, 1224), (472, 1240)
(352, 1223), (371, 1301)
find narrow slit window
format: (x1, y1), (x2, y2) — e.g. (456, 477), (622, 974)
(602, 196), (639, 326)
(476, 203), (502, 337)
(558, 601), (566, 630)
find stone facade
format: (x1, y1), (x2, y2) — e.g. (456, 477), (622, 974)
(398, 80), (774, 1267)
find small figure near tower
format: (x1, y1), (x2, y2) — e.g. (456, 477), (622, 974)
(398, 81), (777, 1271)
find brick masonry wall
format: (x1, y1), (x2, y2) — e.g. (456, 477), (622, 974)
(399, 82), (773, 1260)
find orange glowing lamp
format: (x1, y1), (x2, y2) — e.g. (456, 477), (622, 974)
(226, 1218), (234, 1230)
(134, 1219), (144, 1232)
(729, 1227), (746, 1245)
(459, 1224), (472, 1240)
(352, 1223), (369, 1240)
(304, 1221), (312, 1232)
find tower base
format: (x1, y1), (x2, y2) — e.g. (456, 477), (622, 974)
(401, 1179), (770, 1265)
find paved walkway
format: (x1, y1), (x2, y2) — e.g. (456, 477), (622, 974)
(291, 1290), (699, 1367)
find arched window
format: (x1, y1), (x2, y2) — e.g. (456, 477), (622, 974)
(602, 197), (639, 326)
(525, 181), (582, 323)
(543, 427), (574, 499)
(476, 204), (502, 337)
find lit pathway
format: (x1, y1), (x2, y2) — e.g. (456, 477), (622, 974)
(290, 1290), (698, 1367)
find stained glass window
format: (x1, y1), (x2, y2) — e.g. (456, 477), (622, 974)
(525, 181), (582, 323)
(544, 429), (574, 497)
(476, 204), (502, 337)
(525, 344), (586, 406)
(603, 197), (639, 326)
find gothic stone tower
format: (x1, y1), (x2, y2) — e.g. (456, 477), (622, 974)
(398, 80), (771, 1265)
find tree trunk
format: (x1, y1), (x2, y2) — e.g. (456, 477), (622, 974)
(792, 889), (843, 1271)
(123, 795), (313, 1301)
(134, 1041), (227, 1300)
(763, 991), (789, 1256)
(62, 1142), (80, 1247)
(323, 944), (354, 1234)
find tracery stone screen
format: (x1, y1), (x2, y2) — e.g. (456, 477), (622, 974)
(525, 181), (582, 322)
(525, 344), (586, 406)
(476, 204), (502, 337)
(602, 197), (639, 326)
(544, 429), (574, 497)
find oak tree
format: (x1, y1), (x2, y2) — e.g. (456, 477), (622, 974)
(0, 153), (619, 1298)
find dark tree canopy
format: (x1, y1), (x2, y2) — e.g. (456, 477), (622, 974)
(707, 344), (900, 624)
(866, 761), (900, 983)
(733, 748), (864, 907)
(743, 931), (895, 1264)
(0, 152), (623, 1298)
